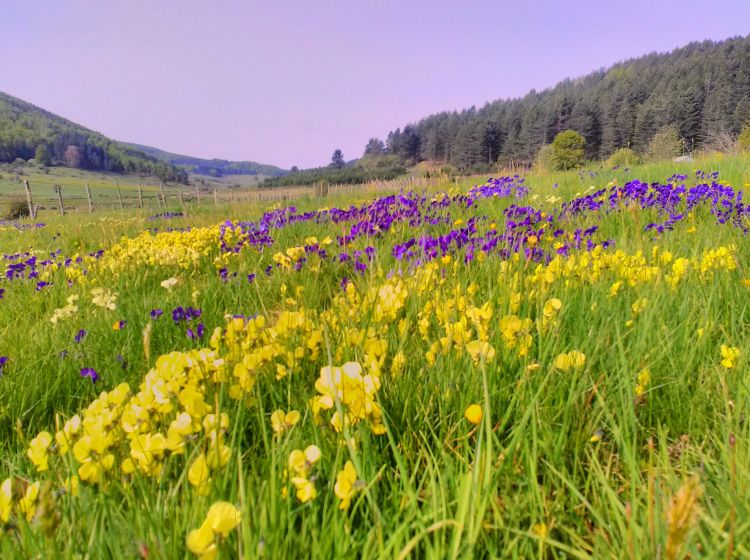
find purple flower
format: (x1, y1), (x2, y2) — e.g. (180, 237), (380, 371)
(35, 281), (49, 291)
(80, 367), (99, 383)
(0, 356), (7, 376)
(247, 273), (256, 283)
(0, 288), (5, 299)
(187, 322), (206, 340)
(75, 329), (87, 343)
(150, 308), (163, 319)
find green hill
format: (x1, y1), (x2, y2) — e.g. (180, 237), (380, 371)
(0, 91), (187, 183)
(384, 35), (750, 170)
(124, 142), (287, 178)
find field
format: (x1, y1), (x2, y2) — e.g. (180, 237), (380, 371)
(1, 152), (750, 558)
(0, 167), (282, 217)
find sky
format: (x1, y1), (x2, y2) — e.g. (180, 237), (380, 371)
(1, 1), (749, 169)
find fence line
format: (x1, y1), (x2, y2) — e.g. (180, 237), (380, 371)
(1, 174), (475, 218)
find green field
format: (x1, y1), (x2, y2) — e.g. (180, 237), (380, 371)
(1, 153), (750, 558)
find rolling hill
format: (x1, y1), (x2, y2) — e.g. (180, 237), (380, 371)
(0, 91), (187, 183)
(123, 143), (287, 178)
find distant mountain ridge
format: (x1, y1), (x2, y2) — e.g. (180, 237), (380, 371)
(0, 91), (187, 183)
(124, 143), (287, 178)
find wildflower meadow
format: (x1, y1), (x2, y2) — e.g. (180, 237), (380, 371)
(1, 155), (750, 558)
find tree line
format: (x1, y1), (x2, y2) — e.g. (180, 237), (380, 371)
(380, 35), (750, 171)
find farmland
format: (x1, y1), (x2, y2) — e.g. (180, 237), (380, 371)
(1, 152), (750, 558)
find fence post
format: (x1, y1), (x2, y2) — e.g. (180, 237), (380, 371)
(23, 179), (36, 219)
(195, 185), (200, 203)
(178, 191), (186, 214)
(115, 179), (124, 211)
(138, 185), (143, 209)
(85, 183), (93, 213)
(213, 188), (218, 206)
(55, 185), (64, 215)
(160, 182), (167, 206)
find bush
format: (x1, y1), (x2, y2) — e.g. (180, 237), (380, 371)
(646, 124), (682, 161)
(551, 130), (586, 170)
(534, 144), (555, 172)
(5, 198), (29, 219)
(607, 147), (642, 167)
(739, 120), (750, 151)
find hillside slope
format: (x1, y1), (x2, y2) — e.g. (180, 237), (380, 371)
(123, 142), (286, 178)
(384, 35), (750, 169)
(0, 92), (187, 182)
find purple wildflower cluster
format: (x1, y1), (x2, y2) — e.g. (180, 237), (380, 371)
(147, 212), (184, 221)
(171, 306), (205, 340)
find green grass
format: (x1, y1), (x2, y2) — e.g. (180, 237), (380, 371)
(0, 154), (750, 558)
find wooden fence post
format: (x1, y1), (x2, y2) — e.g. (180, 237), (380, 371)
(194, 185), (200, 203)
(23, 179), (36, 219)
(115, 179), (124, 211)
(213, 188), (218, 206)
(178, 191), (186, 214)
(55, 185), (64, 215)
(137, 185), (143, 209)
(85, 183), (93, 213)
(160, 182), (167, 206)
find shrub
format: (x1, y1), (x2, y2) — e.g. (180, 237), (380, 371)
(607, 147), (642, 167)
(646, 124), (682, 161)
(739, 120), (750, 151)
(551, 130), (586, 170)
(534, 144), (555, 172)
(5, 198), (29, 219)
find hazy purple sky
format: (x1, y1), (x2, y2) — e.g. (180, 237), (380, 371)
(2, 1), (748, 169)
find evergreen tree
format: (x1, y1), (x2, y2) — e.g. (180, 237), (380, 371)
(363, 138), (385, 157)
(330, 149), (345, 169)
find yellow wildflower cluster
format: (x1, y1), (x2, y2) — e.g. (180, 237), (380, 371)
(553, 350), (586, 371)
(720, 345), (740, 369)
(310, 362), (385, 435)
(286, 445), (322, 503)
(49, 294), (79, 324)
(27, 350), (230, 493)
(187, 501), (241, 559)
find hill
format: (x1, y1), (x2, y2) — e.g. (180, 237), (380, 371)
(0, 91), (187, 183)
(123, 142), (287, 178)
(383, 35), (750, 170)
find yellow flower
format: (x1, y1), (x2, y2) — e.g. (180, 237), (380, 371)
(187, 502), (241, 559)
(186, 520), (217, 560)
(466, 340), (496, 363)
(188, 453), (211, 495)
(553, 350), (586, 371)
(28, 431), (53, 472)
(205, 501), (241, 537)
(334, 460), (360, 510)
(291, 477), (317, 503)
(635, 368), (651, 396)
(720, 345), (740, 369)
(464, 404), (482, 425)
(1, 478), (12, 523)
(288, 445), (321, 478)
(160, 277), (179, 290)
(270, 409), (301, 434)
(91, 287), (117, 310)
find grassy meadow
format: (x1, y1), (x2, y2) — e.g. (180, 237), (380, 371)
(1, 153), (750, 558)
